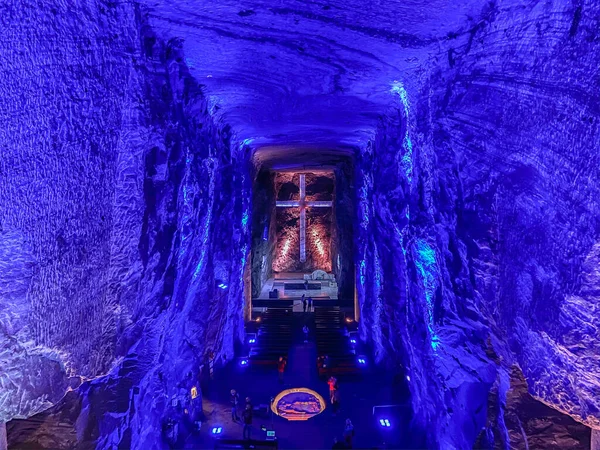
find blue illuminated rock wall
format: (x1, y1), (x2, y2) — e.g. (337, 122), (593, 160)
(1, 4), (251, 445)
(0, 0), (145, 422)
(356, 1), (600, 448)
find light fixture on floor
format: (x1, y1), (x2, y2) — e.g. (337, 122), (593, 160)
(357, 356), (367, 365)
(211, 426), (223, 435)
(239, 357), (249, 366)
(379, 418), (391, 428)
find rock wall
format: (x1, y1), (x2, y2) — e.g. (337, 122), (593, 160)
(0, 0), (145, 422)
(251, 169), (276, 298)
(332, 160), (355, 301)
(356, 0), (600, 447)
(2, 3), (251, 447)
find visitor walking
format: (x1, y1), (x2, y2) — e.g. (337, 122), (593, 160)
(332, 388), (340, 416)
(303, 324), (309, 343)
(302, 294), (307, 312)
(343, 419), (355, 448)
(242, 404), (253, 440)
(230, 389), (240, 421)
(328, 376), (337, 403)
(308, 296), (313, 312)
(278, 357), (286, 383)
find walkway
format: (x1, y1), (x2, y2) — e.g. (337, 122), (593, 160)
(187, 313), (418, 449)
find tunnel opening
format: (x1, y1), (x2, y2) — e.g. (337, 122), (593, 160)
(250, 145), (355, 310)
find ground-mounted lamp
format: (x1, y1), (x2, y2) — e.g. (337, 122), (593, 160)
(379, 418), (391, 428)
(373, 404), (406, 447)
(246, 333), (257, 345)
(211, 426), (223, 435)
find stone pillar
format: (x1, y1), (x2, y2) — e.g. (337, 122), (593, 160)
(591, 429), (600, 450)
(0, 422), (7, 450)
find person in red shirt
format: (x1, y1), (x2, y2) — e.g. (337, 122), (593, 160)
(277, 357), (286, 383)
(327, 376), (337, 402)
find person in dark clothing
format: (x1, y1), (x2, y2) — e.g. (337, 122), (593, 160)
(307, 297), (313, 312)
(302, 294), (307, 312)
(303, 324), (309, 343)
(343, 419), (355, 448)
(230, 389), (240, 421)
(242, 404), (253, 440)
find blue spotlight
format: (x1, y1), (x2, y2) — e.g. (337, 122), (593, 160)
(358, 357), (366, 365)
(240, 358), (248, 366)
(249, 338), (256, 344)
(211, 426), (223, 435)
(218, 283), (228, 289)
(350, 338), (357, 344)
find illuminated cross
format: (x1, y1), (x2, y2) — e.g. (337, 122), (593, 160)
(276, 174), (332, 262)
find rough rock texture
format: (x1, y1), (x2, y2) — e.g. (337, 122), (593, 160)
(332, 160), (355, 301)
(2, 0), (599, 448)
(498, 366), (590, 450)
(2, 2), (251, 446)
(250, 169), (276, 298)
(1, 0), (145, 421)
(355, 0), (600, 448)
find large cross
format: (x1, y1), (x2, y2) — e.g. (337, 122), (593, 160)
(276, 174), (333, 262)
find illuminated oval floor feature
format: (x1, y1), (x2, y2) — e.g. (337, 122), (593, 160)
(271, 387), (326, 421)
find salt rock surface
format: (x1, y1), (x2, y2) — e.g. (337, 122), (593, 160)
(1, 0), (599, 448)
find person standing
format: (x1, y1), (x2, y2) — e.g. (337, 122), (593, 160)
(343, 419), (355, 448)
(303, 324), (309, 343)
(277, 357), (286, 383)
(332, 388), (340, 416)
(242, 404), (253, 440)
(308, 296), (313, 312)
(302, 294), (307, 313)
(327, 376), (337, 403)
(230, 389), (240, 421)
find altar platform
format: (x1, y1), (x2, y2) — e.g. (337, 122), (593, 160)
(255, 272), (338, 301)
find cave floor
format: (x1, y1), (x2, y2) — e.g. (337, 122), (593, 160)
(188, 313), (413, 449)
